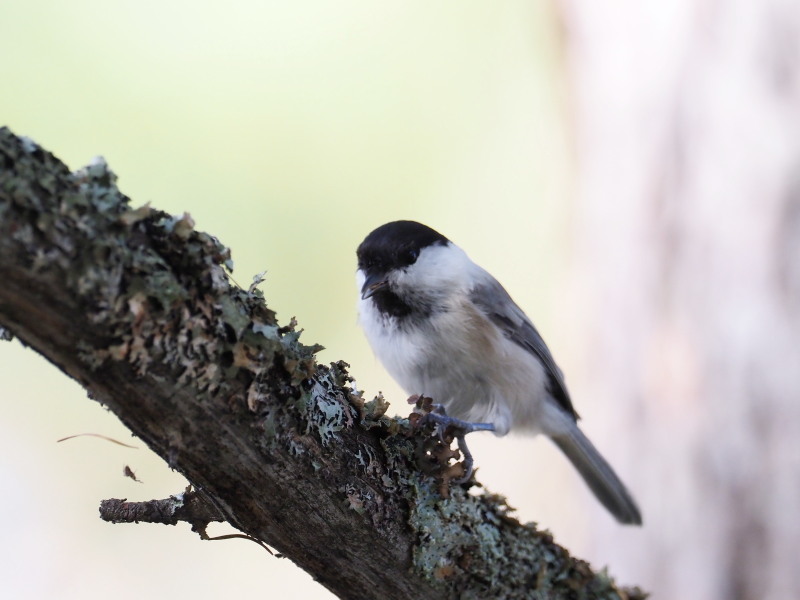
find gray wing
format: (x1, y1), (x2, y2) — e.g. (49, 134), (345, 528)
(469, 272), (578, 420)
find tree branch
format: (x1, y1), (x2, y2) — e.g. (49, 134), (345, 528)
(0, 127), (645, 600)
(99, 489), (225, 526)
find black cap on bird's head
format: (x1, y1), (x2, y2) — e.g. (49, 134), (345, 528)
(357, 221), (449, 299)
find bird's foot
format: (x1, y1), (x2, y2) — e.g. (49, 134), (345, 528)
(409, 396), (494, 485)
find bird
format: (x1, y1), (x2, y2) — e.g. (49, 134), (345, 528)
(356, 220), (642, 525)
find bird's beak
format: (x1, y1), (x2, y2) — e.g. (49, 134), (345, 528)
(361, 272), (388, 299)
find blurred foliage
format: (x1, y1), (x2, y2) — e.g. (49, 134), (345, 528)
(0, 2), (569, 599)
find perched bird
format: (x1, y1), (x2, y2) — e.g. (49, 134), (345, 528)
(356, 220), (642, 525)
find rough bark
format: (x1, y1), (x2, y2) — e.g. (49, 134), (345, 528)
(0, 127), (644, 600)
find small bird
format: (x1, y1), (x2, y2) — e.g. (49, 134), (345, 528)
(356, 220), (642, 525)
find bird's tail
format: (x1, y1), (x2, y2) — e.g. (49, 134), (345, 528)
(550, 425), (642, 525)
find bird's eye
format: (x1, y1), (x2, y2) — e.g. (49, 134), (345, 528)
(403, 248), (419, 264)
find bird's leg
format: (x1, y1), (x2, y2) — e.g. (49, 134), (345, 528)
(424, 403), (495, 436)
(422, 404), (495, 483)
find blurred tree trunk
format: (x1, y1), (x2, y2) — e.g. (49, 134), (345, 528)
(558, 1), (800, 599)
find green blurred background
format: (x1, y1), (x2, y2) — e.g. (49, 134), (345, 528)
(0, 2), (585, 598)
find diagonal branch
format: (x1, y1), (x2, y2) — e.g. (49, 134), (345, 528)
(0, 127), (645, 600)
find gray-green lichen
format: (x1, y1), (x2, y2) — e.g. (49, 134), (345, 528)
(2, 125), (320, 391)
(407, 477), (642, 599)
(0, 127), (327, 470)
(305, 374), (357, 446)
